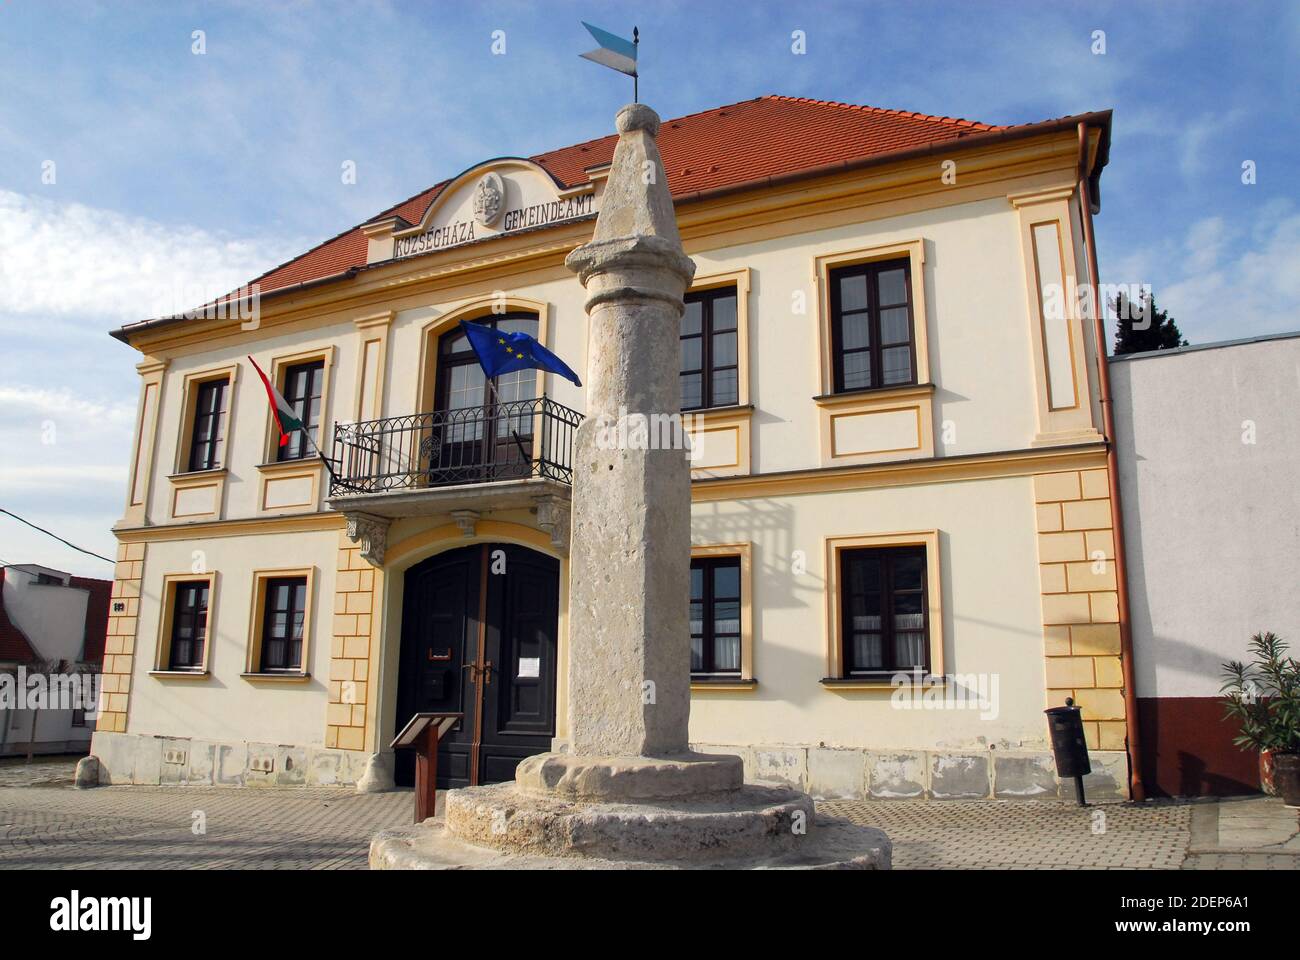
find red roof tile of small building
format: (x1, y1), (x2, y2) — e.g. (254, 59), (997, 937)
(70, 576), (112, 665)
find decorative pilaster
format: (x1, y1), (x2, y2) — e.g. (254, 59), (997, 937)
(1034, 466), (1127, 755)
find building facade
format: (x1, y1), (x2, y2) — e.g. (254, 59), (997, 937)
(1112, 333), (1300, 797)
(92, 96), (1134, 799)
(1, 564), (109, 757)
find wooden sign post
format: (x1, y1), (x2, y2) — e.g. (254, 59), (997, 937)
(391, 712), (463, 823)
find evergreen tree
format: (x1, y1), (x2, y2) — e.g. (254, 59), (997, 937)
(1112, 291), (1188, 355)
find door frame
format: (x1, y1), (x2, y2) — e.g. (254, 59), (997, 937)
(379, 524), (569, 784)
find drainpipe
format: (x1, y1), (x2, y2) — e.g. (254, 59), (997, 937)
(1077, 122), (1145, 801)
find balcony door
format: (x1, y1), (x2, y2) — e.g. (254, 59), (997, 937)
(394, 543), (560, 788)
(431, 313), (539, 484)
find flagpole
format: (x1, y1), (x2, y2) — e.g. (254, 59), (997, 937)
(302, 425), (340, 487)
(484, 378), (532, 468)
(633, 27), (639, 103)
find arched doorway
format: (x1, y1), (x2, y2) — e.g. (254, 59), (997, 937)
(394, 542), (559, 788)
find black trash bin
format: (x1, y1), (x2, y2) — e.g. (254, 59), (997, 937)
(1045, 697), (1091, 805)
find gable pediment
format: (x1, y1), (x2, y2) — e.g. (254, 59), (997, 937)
(364, 158), (602, 264)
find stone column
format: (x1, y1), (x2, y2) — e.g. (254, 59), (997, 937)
(564, 103), (696, 757)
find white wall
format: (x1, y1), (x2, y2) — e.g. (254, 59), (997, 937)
(690, 473), (1050, 751)
(125, 530), (339, 745)
(1112, 334), (1300, 698)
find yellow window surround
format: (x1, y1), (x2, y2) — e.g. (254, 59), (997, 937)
(151, 571), (218, 678)
(689, 542), (756, 689)
(243, 566), (316, 681)
(822, 530), (944, 686)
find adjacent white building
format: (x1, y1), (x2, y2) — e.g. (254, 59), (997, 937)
(1112, 332), (1300, 796)
(0, 564), (109, 757)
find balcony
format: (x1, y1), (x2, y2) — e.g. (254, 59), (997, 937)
(326, 396), (582, 562)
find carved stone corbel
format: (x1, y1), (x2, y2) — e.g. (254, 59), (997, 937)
(450, 510), (480, 539)
(344, 512), (391, 567)
(534, 495), (571, 554)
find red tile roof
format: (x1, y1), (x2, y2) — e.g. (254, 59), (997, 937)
(114, 95), (1109, 340)
(70, 576), (111, 665)
(0, 568), (38, 664)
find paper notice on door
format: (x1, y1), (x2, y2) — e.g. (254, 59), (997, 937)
(517, 657), (540, 679)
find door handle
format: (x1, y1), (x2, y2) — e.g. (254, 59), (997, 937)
(427, 648), (452, 662)
(482, 660), (493, 686)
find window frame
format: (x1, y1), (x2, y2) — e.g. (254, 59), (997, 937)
(828, 258), (918, 395)
(824, 530), (943, 685)
(689, 543), (756, 688)
(257, 347), (335, 466)
(242, 567), (315, 682)
(173, 363), (240, 477)
(814, 240), (930, 398)
(258, 576), (309, 673)
(689, 555), (743, 677)
(275, 360), (326, 462)
(838, 544), (930, 677)
(187, 377), (230, 472)
(152, 572), (218, 677)
(680, 285), (741, 412)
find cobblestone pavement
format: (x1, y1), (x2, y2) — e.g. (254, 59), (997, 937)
(0, 781), (412, 869)
(0, 756), (79, 787)
(821, 798), (1192, 869)
(0, 758), (1296, 869)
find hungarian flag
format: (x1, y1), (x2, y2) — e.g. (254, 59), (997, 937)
(248, 355), (303, 448)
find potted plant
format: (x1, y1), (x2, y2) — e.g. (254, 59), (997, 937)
(1221, 632), (1300, 806)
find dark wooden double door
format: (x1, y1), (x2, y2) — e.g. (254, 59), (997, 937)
(395, 544), (559, 788)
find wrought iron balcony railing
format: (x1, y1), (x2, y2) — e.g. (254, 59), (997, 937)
(328, 396), (582, 496)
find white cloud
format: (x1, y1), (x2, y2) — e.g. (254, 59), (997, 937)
(1162, 201), (1300, 342)
(0, 189), (305, 324)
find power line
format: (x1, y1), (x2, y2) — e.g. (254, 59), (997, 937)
(0, 508), (114, 564)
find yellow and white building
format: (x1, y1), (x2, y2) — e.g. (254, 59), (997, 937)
(93, 96), (1137, 799)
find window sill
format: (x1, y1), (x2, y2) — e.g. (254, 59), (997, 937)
(255, 458), (324, 474)
(691, 676), (757, 692)
(150, 669), (210, 679)
(812, 382), (934, 406)
(821, 674), (944, 690)
(241, 671), (311, 683)
(681, 403), (754, 420)
(166, 468), (228, 482)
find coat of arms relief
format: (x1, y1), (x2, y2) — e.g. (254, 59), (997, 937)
(473, 172), (505, 227)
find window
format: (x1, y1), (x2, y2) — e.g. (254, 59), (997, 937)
(433, 313), (539, 470)
(829, 259), (916, 393)
(689, 556), (742, 676)
(680, 287), (739, 410)
(277, 361), (325, 461)
(168, 580), (210, 671)
(188, 378), (229, 471)
(840, 545), (930, 676)
(71, 709), (86, 728)
(258, 576), (307, 672)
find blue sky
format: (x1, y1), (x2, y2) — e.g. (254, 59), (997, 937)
(0, 0), (1296, 576)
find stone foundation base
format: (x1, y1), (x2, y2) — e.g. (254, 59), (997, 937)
(371, 782), (890, 870)
(87, 731), (1129, 801)
(89, 731), (372, 788)
(692, 743), (1131, 801)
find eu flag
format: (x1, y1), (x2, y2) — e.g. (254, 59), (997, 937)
(459, 320), (582, 387)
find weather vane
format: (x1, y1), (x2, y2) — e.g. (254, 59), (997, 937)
(579, 22), (639, 102)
